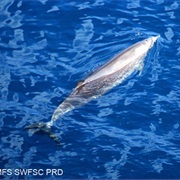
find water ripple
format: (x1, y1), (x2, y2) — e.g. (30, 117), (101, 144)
(0, 0), (180, 179)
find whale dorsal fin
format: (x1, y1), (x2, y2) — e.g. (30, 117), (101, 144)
(77, 80), (84, 87)
(75, 80), (85, 91)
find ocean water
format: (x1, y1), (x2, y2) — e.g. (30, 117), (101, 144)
(0, 0), (180, 179)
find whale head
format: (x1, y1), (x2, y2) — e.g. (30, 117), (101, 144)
(142, 35), (160, 49)
(133, 35), (160, 57)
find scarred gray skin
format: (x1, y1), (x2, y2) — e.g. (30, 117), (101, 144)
(26, 35), (159, 132)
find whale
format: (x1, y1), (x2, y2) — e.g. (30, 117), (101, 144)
(26, 35), (160, 133)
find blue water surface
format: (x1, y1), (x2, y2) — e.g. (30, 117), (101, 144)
(0, 0), (180, 179)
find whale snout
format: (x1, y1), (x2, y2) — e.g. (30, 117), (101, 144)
(152, 35), (160, 43)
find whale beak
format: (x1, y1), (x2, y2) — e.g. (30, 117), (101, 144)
(152, 35), (160, 43)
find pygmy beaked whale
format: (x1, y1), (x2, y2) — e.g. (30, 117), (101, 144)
(26, 35), (160, 132)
